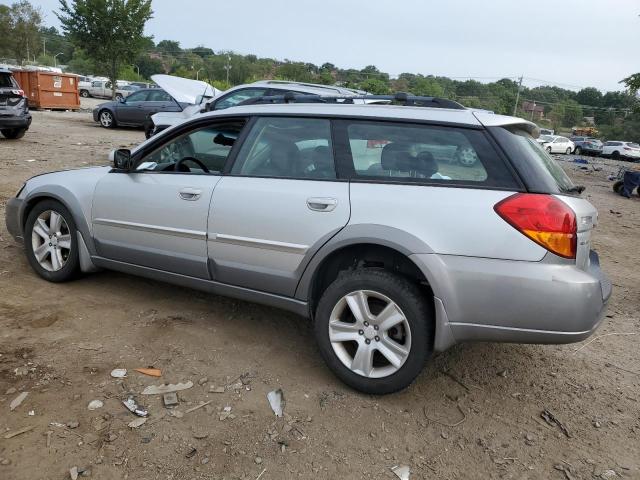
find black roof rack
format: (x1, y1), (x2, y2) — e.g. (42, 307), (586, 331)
(237, 92), (466, 110)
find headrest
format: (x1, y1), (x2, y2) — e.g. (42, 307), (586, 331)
(381, 142), (412, 170)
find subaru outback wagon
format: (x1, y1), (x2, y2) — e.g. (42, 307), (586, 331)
(5, 94), (611, 394)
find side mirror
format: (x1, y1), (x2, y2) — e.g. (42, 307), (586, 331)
(110, 149), (132, 170)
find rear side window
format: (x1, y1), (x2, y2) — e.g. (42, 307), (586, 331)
(214, 88), (267, 110)
(337, 120), (518, 188)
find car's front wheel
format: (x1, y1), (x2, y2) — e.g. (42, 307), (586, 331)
(565, 147), (572, 155)
(1, 127), (27, 139)
(24, 200), (80, 282)
(546, 146), (552, 153)
(574, 147), (582, 155)
(314, 269), (432, 394)
(99, 110), (116, 128)
(80, 89), (89, 98)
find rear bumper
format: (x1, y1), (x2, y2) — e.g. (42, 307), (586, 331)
(5, 197), (24, 242)
(411, 251), (611, 351)
(0, 113), (31, 129)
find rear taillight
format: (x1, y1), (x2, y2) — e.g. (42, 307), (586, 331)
(494, 193), (577, 259)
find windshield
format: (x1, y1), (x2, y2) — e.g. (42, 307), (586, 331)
(539, 135), (553, 142)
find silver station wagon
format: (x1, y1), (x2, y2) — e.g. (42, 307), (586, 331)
(5, 94), (611, 394)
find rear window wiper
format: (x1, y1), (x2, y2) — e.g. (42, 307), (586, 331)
(565, 185), (585, 194)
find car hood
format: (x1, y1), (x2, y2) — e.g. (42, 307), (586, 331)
(151, 74), (222, 105)
(94, 100), (119, 110)
(151, 104), (202, 128)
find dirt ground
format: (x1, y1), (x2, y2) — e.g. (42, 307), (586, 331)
(0, 109), (639, 480)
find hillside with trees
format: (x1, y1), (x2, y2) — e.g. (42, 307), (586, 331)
(1, 0), (638, 141)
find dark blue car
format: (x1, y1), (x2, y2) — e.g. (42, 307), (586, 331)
(92, 88), (187, 134)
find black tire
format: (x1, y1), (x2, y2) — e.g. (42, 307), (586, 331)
(612, 150), (620, 160)
(1, 127), (27, 139)
(546, 146), (552, 153)
(115, 93), (123, 101)
(80, 90), (89, 98)
(314, 269), (433, 394)
(98, 109), (116, 128)
(144, 118), (155, 139)
(565, 147), (572, 155)
(613, 181), (624, 195)
(24, 200), (80, 282)
(574, 147), (582, 155)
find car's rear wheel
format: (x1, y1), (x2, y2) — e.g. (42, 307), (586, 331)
(80, 90), (89, 98)
(574, 147), (581, 155)
(612, 150), (620, 160)
(1, 127), (27, 139)
(99, 110), (115, 128)
(565, 147), (572, 155)
(24, 200), (80, 282)
(546, 146), (552, 153)
(314, 269), (432, 394)
(115, 93), (123, 101)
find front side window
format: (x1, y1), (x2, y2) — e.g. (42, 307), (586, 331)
(135, 121), (245, 173)
(231, 117), (335, 179)
(342, 121), (508, 185)
(147, 90), (172, 102)
(125, 91), (149, 103)
(214, 88), (267, 110)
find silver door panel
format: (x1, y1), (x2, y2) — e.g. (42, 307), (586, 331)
(92, 173), (220, 278)
(208, 177), (350, 296)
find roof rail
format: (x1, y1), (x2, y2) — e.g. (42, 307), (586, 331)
(237, 92), (466, 110)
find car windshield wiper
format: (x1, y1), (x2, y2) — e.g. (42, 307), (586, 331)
(565, 185), (585, 194)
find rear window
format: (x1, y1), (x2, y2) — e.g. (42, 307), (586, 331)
(627, 143), (639, 148)
(0, 73), (17, 88)
(338, 120), (518, 188)
(492, 127), (576, 195)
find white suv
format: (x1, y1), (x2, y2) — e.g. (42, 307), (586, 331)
(601, 141), (640, 160)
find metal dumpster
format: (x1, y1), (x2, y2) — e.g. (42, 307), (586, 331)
(11, 70), (80, 110)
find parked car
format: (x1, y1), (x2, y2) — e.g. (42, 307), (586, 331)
(0, 67), (31, 139)
(537, 135), (575, 154)
(150, 77), (367, 136)
(570, 136), (603, 156)
(92, 88), (186, 129)
(601, 141), (640, 161)
(81, 80), (136, 100)
(5, 95), (610, 394)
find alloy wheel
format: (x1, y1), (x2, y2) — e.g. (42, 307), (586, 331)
(328, 290), (412, 378)
(457, 147), (478, 166)
(31, 210), (72, 272)
(100, 111), (113, 127)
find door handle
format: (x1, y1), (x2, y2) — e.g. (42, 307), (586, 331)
(179, 188), (202, 201)
(307, 197), (337, 212)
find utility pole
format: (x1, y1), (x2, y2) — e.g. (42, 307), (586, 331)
(43, 38), (46, 57)
(513, 75), (523, 116)
(224, 55), (232, 85)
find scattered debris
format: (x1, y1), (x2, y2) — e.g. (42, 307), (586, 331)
(198, 377), (208, 385)
(497, 369), (507, 377)
(141, 381), (194, 395)
(541, 409), (571, 438)
(185, 400), (212, 414)
(256, 468), (266, 480)
(209, 385), (225, 393)
(123, 396), (148, 417)
(3, 426), (34, 439)
(9, 391), (29, 411)
(168, 409), (184, 418)
(219, 406), (235, 421)
(193, 431), (208, 439)
(134, 367), (162, 377)
(391, 464), (411, 479)
(28, 410), (35, 416)
(69, 466), (79, 480)
(110, 368), (127, 378)
(128, 417), (147, 429)
(600, 469), (618, 479)
(5, 387), (16, 395)
(87, 400), (104, 411)
(255, 456), (263, 465)
(67, 421), (79, 429)
(554, 463), (577, 480)
(267, 389), (285, 417)
(424, 403), (467, 427)
(185, 448), (197, 459)
(163, 392), (179, 408)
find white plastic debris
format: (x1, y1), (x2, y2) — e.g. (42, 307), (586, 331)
(9, 392), (29, 411)
(128, 417), (147, 428)
(87, 400), (104, 410)
(391, 465), (411, 479)
(110, 368), (127, 378)
(122, 396), (148, 417)
(267, 389), (284, 417)
(141, 381), (194, 395)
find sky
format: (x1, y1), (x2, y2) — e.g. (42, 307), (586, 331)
(27, 0), (640, 92)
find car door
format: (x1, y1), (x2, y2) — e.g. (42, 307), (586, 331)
(146, 89), (182, 115)
(551, 138), (563, 153)
(208, 116), (350, 296)
(115, 90), (150, 125)
(91, 118), (247, 278)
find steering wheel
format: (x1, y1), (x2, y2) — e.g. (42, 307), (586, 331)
(174, 156), (210, 173)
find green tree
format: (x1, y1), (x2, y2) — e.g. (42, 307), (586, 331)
(57, 0), (153, 99)
(1, 1), (43, 63)
(575, 87), (602, 107)
(621, 73), (640, 94)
